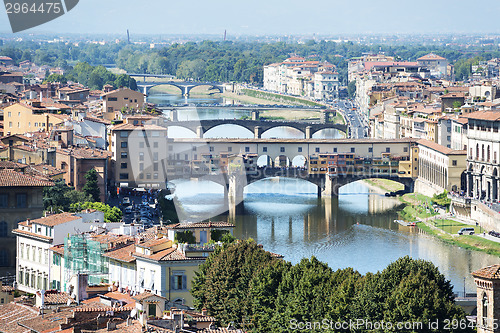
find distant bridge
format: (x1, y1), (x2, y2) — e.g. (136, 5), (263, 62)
(167, 119), (348, 138)
(136, 80), (224, 96)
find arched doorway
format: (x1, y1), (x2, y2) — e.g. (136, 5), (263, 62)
(493, 168), (498, 201)
(274, 155), (291, 168)
(257, 155), (273, 168)
(292, 155), (307, 168)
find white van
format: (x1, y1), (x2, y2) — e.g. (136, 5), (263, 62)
(458, 227), (475, 235)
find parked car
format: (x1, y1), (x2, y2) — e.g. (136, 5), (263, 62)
(124, 207), (133, 214)
(458, 227), (475, 235)
(122, 197), (131, 206)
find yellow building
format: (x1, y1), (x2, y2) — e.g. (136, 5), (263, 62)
(3, 101), (70, 135)
(102, 88), (145, 121)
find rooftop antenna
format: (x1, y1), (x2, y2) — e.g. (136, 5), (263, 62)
(127, 29), (130, 44)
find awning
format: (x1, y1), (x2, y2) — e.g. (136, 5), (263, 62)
(119, 183), (129, 188)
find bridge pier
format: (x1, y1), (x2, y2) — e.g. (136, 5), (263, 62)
(305, 126), (312, 139)
(321, 175), (339, 197)
(196, 126), (204, 138)
(170, 110), (178, 122)
(251, 110), (260, 120)
(143, 86), (149, 96)
(227, 175), (245, 217)
(254, 126), (262, 139)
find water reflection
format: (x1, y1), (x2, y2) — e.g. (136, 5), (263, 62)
(172, 178), (499, 293)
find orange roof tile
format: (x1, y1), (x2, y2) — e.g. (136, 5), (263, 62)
(0, 169), (53, 187)
(473, 265), (500, 280)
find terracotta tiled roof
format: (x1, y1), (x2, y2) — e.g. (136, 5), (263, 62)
(473, 265), (500, 280)
(83, 116), (111, 125)
(0, 302), (38, 333)
(417, 139), (466, 156)
(165, 221), (234, 230)
(18, 310), (73, 333)
(110, 123), (166, 131)
(0, 160), (27, 169)
(74, 301), (134, 312)
(49, 244), (64, 255)
(0, 169), (54, 187)
(131, 291), (165, 302)
(136, 237), (169, 249)
(35, 291), (75, 305)
(22, 212), (80, 227)
(56, 147), (111, 159)
(467, 110), (500, 121)
(417, 53), (447, 61)
(27, 164), (65, 177)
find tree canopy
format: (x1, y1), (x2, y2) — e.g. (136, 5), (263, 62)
(192, 245), (472, 333)
(83, 168), (101, 202)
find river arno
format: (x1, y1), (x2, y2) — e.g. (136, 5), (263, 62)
(152, 92), (499, 294)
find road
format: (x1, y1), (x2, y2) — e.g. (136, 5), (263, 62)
(334, 99), (368, 139)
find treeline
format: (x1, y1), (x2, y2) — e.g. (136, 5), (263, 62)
(3, 40), (500, 84)
(46, 62), (137, 91)
(192, 240), (472, 332)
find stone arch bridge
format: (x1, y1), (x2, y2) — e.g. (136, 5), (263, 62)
(136, 81), (224, 96)
(167, 119), (348, 138)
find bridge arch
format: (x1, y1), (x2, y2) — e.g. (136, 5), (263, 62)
(261, 126), (305, 139)
(257, 155), (274, 167)
(147, 83), (185, 95)
(203, 124), (254, 138)
(187, 84), (224, 94)
(167, 126), (198, 138)
(274, 155), (291, 168)
(292, 155), (307, 168)
(311, 128), (345, 139)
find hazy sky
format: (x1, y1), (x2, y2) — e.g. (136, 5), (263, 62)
(1, 0), (500, 36)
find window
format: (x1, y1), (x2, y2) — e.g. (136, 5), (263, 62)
(280, 147), (285, 153)
(139, 163), (144, 171)
(0, 250), (9, 267)
(192, 146), (197, 151)
(108, 97), (118, 101)
(298, 147), (302, 153)
(16, 194), (27, 208)
(153, 142), (159, 148)
(121, 152), (128, 159)
(350, 148), (355, 153)
(153, 152), (158, 161)
(315, 147), (320, 153)
(263, 147), (268, 153)
(333, 148), (337, 153)
(119, 173), (128, 180)
(368, 147), (373, 153)
(403, 147), (408, 152)
(154, 163), (158, 171)
(154, 173), (159, 179)
(171, 272), (187, 290)
(0, 194), (7, 208)
(482, 293), (489, 326)
(121, 163), (127, 169)
(385, 147), (391, 153)
(228, 147), (232, 152)
(121, 142), (128, 148)
(245, 147), (250, 153)
(120, 131), (128, 138)
(139, 152), (144, 161)
(452, 160), (457, 166)
(0, 222), (8, 237)
(146, 174), (151, 179)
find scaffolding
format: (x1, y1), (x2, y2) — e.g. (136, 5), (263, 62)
(64, 234), (109, 288)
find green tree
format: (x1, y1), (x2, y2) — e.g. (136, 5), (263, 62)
(191, 240), (277, 327)
(348, 80), (356, 98)
(83, 168), (100, 202)
(43, 180), (91, 212)
(70, 201), (122, 223)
